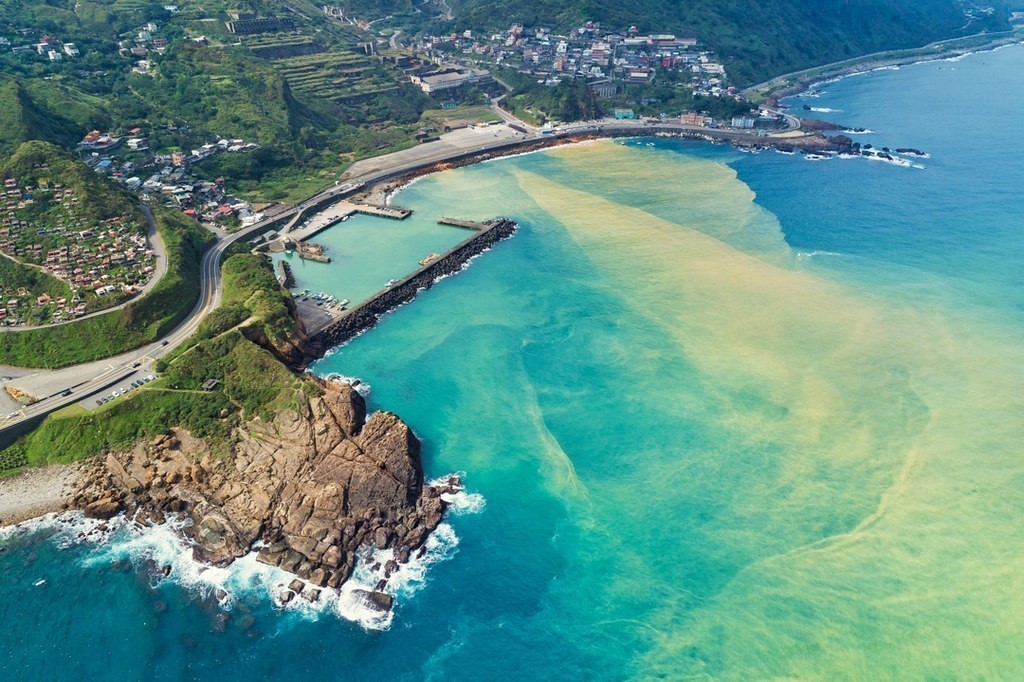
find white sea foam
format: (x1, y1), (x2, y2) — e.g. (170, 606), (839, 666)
(431, 473), (487, 515)
(796, 249), (843, 261)
(809, 107), (841, 113)
(0, 510), (122, 548)
(322, 373), (372, 397)
(8, 476), (485, 632)
(863, 152), (914, 168)
(842, 129), (875, 135)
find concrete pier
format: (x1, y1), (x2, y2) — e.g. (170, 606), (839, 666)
(306, 217), (516, 346)
(277, 260), (295, 288)
(286, 201), (413, 244)
(354, 203), (412, 220)
(437, 217), (488, 230)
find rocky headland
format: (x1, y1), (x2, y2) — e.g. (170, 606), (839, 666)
(64, 379), (457, 609)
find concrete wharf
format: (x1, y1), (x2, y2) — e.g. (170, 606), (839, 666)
(438, 217), (489, 230)
(277, 260), (296, 288)
(284, 201), (413, 244)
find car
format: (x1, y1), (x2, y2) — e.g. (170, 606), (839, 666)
(161, 340), (169, 346)
(132, 362), (141, 368)
(96, 400), (103, 406)
(61, 389), (72, 397)
(8, 411), (19, 418)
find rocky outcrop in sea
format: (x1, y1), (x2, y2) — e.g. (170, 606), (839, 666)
(65, 379), (457, 608)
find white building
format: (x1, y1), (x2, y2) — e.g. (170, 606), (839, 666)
(411, 67), (492, 94)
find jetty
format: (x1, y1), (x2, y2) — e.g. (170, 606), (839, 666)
(285, 201), (413, 243)
(306, 217), (517, 345)
(438, 217), (488, 230)
(277, 260), (296, 288)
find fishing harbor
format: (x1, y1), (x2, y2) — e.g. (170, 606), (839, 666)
(259, 189), (515, 340)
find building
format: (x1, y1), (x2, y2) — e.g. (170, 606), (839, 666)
(731, 116), (756, 129)
(614, 108), (636, 120)
(679, 113), (709, 126)
(411, 67), (492, 94)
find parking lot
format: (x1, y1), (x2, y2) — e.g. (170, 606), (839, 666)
(83, 373), (156, 410)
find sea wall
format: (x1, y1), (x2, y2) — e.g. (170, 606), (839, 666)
(309, 218), (516, 354)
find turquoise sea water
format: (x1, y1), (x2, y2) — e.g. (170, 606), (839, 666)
(269, 211), (469, 306)
(3, 45), (1024, 680)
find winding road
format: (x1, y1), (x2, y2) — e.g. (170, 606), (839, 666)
(0, 114), (809, 432)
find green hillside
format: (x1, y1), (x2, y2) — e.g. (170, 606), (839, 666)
(0, 0), (434, 199)
(0, 80), (83, 156)
(0, 142), (213, 366)
(449, 0), (1014, 84)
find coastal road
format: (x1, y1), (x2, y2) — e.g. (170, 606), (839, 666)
(742, 29), (1021, 99)
(0, 116), (817, 431)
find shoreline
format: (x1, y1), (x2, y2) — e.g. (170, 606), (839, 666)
(746, 31), (1023, 103)
(0, 463), (80, 527)
(4, 41), (1008, 524)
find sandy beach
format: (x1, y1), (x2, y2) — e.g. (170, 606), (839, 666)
(0, 463), (80, 527)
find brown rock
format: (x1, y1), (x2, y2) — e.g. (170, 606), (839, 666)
(84, 497), (122, 519)
(64, 379), (449, 598)
(352, 589), (393, 613)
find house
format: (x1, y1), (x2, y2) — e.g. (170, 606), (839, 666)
(63, 43), (80, 57)
(679, 113), (709, 126)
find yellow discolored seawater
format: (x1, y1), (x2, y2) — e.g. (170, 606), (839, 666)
(504, 142), (1024, 679)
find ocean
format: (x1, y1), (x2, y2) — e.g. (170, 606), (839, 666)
(3, 44), (1023, 680)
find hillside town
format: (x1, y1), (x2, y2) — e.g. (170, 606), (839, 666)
(1, 175), (155, 327)
(416, 21), (737, 100)
(77, 128), (265, 229)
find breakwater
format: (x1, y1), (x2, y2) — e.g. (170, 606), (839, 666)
(277, 260), (296, 288)
(308, 218), (516, 352)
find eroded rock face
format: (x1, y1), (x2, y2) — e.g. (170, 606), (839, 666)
(67, 380), (454, 596)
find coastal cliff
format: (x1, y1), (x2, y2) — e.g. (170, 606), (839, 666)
(64, 379), (455, 605)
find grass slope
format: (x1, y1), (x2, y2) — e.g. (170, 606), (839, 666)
(1, 253), (309, 474)
(0, 80), (83, 156)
